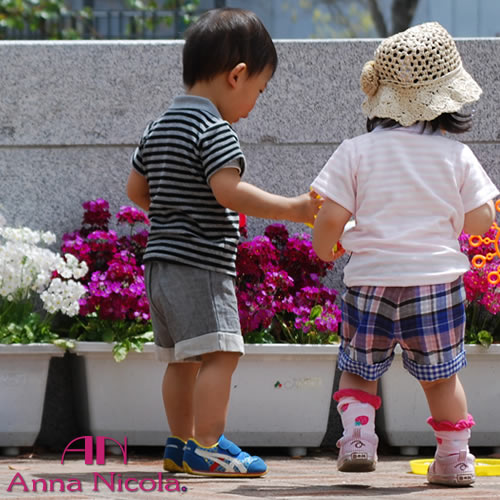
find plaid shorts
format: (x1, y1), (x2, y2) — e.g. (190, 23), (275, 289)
(339, 277), (466, 381)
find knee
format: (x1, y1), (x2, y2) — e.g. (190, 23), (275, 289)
(420, 373), (457, 391)
(202, 351), (240, 371)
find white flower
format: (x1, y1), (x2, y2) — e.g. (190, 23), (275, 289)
(41, 231), (56, 245)
(40, 278), (86, 316)
(0, 225), (87, 317)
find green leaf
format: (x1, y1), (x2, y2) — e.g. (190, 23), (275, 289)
(244, 330), (275, 344)
(309, 305), (322, 320)
(102, 329), (115, 343)
(477, 330), (493, 348)
(140, 330), (154, 341)
(112, 342), (129, 362)
(53, 338), (75, 350)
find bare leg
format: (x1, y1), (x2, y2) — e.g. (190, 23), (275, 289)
(162, 362), (201, 442)
(339, 371), (378, 395)
(193, 351), (240, 447)
(420, 374), (468, 422)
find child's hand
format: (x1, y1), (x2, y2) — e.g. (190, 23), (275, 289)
(289, 192), (322, 225)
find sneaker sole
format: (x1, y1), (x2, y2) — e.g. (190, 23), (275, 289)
(163, 458), (184, 473)
(338, 453), (376, 473)
(427, 473), (475, 487)
(183, 461), (267, 478)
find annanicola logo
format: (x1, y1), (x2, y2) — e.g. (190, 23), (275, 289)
(6, 436), (187, 494)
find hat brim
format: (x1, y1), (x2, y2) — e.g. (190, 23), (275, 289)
(362, 66), (482, 127)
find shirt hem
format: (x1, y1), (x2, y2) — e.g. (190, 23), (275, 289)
(344, 272), (464, 287)
(143, 255), (236, 278)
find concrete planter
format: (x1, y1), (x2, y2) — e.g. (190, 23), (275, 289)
(379, 344), (500, 455)
(0, 344), (64, 452)
(71, 342), (338, 452)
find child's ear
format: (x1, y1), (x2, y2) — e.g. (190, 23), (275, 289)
(227, 63), (247, 88)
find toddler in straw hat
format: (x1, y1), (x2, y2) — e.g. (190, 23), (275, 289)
(311, 22), (498, 486)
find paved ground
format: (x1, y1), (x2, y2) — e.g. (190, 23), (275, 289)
(1, 448), (500, 500)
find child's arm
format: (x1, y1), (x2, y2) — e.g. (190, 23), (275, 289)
(127, 169), (150, 212)
(312, 197), (352, 262)
(209, 168), (320, 225)
(463, 200), (496, 235)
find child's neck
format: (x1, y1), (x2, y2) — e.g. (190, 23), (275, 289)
(186, 78), (225, 115)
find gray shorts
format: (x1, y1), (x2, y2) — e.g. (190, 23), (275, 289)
(144, 261), (244, 362)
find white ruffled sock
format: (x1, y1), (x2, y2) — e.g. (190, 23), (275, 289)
(427, 414), (475, 458)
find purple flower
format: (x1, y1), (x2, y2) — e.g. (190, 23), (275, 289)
(61, 199), (151, 327)
(82, 199), (111, 230)
(264, 223), (289, 248)
(116, 206), (150, 226)
(236, 224), (341, 342)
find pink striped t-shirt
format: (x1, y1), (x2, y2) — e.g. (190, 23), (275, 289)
(311, 125), (499, 287)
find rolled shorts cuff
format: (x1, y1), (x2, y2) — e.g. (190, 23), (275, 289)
(403, 349), (467, 381)
(155, 332), (245, 362)
(154, 345), (177, 363)
(338, 347), (393, 381)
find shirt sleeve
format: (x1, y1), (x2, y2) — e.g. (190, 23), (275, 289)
(131, 122), (154, 176)
(311, 139), (357, 214)
(131, 147), (145, 176)
(199, 121), (246, 183)
(459, 144), (499, 213)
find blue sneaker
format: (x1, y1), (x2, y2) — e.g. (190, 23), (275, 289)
(183, 435), (268, 477)
(163, 436), (186, 472)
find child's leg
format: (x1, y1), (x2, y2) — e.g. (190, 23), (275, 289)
(339, 371), (378, 394)
(162, 361), (201, 441)
(420, 374), (475, 486)
(335, 372), (381, 472)
(335, 284), (397, 472)
(162, 361), (200, 472)
(193, 351), (239, 446)
(420, 373), (468, 423)
(183, 351), (268, 477)
(337, 372), (379, 435)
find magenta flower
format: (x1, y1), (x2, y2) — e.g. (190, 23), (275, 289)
(82, 198), (111, 230)
(116, 206), (150, 226)
(264, 223), (289, 248)
(236, 224), (341, 344)
(61, 199), (151, 335)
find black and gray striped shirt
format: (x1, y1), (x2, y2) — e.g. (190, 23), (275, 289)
(132, 95), (246, 276)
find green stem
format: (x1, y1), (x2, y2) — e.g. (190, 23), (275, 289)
(471, 302), (479, 334)
(275, 314), (293, 343)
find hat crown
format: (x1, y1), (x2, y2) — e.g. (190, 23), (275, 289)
(374, 22), (461, 87)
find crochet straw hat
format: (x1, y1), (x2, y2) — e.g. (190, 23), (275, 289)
(360, 22), (482, 127)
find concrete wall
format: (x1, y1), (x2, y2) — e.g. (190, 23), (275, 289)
(1, 39), (499, 291)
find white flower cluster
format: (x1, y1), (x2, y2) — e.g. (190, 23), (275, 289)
(0, 227), (88, 317)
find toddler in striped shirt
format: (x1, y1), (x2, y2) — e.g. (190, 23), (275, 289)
(127, 7), (320, 478)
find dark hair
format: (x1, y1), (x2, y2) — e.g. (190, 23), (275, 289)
(182, 8), (278, 88)
(366, 112), (474, 134)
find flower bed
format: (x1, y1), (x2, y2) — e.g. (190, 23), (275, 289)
(61, 201), (342, 359)
(61, 199), (153, 361)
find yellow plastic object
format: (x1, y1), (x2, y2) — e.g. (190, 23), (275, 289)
(410, 458), (500, 476)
